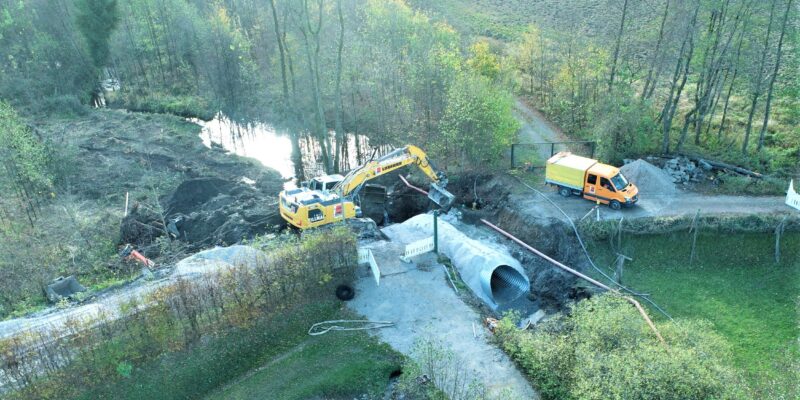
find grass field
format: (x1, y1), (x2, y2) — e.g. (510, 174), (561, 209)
(205, 311), (401, 400)
(588, 231), (800, 394)
(77, 302), (401, 400)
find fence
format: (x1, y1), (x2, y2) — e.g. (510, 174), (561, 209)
(510, 141), (596, 169)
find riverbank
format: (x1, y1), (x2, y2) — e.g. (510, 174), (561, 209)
(1, 108), (285, 319)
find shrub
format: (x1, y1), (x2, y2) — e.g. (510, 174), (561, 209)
(2, 227), (358, 398)
(495, 294), (748, 400)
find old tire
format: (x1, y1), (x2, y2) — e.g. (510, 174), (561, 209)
(609, 200), (622, 210)
(335, 284), (355, 301)
(559, 186), (571, 197)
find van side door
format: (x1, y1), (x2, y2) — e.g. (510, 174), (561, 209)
(584, 173), (598, 200)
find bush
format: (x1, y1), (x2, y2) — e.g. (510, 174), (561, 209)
(593, 95), (658, 165)
(108, 91), (215, 120)
(36, 95), (88, 117)
(2, 227), (358, 398)
(495, 294), (748, 400)
(714, 173), (788, 196)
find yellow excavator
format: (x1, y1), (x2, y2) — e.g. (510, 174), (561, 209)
(279, 145), (455, 229)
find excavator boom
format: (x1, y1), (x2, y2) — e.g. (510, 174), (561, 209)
(279, 145), (454, 229)
(334, 145), (454, 210)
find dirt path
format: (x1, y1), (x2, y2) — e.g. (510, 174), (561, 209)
(348, 238), (538, 399)
(513, 97), (577, 161)
(510, 179), (789, 222)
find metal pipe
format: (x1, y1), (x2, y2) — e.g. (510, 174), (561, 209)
(480, 218), (666, 346)
(397, 215), (529, 310)
(398, 175), (429, 196)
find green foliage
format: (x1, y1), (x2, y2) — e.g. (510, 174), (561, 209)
(587, 231), (800, 397)
(0, 101), (53, 191)
(440, 72), (520, 168)
(110, 91), (215, 120)
(712, 173), (788, 196)
(4, 228), (364, 399)
(593, 95), (659, 164)
(467, 40), (501, 81)
(496, 294), (747, 400)
(75, 0), (120, 70)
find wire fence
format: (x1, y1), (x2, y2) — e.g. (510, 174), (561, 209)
(510, 141), (596, 170)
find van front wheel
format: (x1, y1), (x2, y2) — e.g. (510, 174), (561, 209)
(609, 200), (622, 210)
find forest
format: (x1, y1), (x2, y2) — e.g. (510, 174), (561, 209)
(413, 0), (798, 172)
(0, 0), (798, 399)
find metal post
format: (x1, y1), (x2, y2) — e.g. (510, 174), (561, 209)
(433, 210), (439, 254)
(550, 143), (555, 157)
(510, 144), (515, 169)
(591, 142), (596, 158)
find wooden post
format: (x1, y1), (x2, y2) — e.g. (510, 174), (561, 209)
(689, 209), (700, 265)
(510, 144), (515, 169)
(775, 216), (787, 263)
(616, 217), (624, 252)
(124, 192), (129, 217)
(614, 253), (632, 284)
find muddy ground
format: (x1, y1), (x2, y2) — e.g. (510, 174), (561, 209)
(35, 109), (286, 256)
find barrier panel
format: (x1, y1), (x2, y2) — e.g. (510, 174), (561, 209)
(403, 236), (435, 259)
(358, 248), (380, 285)
(786, 180), (800, 211)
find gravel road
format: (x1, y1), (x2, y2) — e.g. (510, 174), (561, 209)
(513, 182), (789, 222)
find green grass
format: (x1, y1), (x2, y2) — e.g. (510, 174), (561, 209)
(74, 302), (401, 400)
(588, 231), (800, 393)
(206, 313), (401, 400)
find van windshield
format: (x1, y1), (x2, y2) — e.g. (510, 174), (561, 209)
(611, 173), (628, 190)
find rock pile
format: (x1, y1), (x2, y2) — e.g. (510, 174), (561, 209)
(659, 156), (712, 185)
(619, 159), (679, 195)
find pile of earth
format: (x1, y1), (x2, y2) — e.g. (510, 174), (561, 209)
(620, 159), (679, 195)
(121, 176), (284, 255)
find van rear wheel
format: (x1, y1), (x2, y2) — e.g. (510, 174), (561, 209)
(559, 187), (571, 197)
(609, 200), (622, 210)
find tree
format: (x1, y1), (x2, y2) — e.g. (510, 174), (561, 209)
(440, 72), (519, 168)
(75, 0), (120, 71)
(757, 0), (793, 151)
(742, 0), (777, 154)
(608, 0), (630, 91)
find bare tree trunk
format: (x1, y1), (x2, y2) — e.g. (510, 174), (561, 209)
(269, 0), (304, 181)
(743, 0), (777, 154)
(298, 0), (331, 173)
(333, 0), (346, 173)
(757, 0), (792, 152)
(642, 0), (670, 100)
(608, 0), (629, 91)
(661, 5), (699, 154)
(717, 23), (747, 139)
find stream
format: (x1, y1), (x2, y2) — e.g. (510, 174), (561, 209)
(193, 113), (372, 185)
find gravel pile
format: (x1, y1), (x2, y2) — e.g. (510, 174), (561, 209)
(620, 159), (679, 195)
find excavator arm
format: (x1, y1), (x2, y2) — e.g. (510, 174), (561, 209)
(333, 145), (455, 210)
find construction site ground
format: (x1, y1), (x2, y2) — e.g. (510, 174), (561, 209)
(349, 238), (538, 398)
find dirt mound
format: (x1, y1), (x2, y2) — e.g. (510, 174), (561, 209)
(121, 176), (283, 253)
(620, 159), (679, 195)
(163, 178), (235, 215)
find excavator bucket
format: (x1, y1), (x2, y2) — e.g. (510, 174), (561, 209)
(428, 183), (455, 211)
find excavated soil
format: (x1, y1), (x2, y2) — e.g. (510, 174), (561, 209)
(35, 109), (286, 255)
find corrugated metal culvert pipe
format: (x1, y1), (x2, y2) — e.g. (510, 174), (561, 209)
(402, 214), (529, 310)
